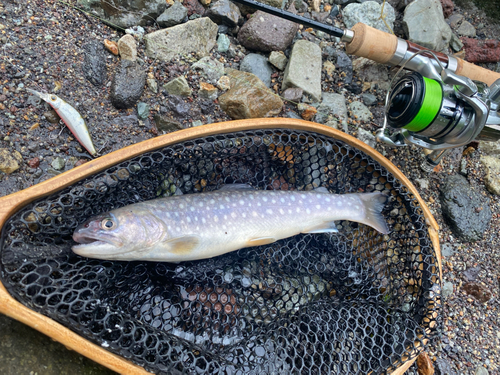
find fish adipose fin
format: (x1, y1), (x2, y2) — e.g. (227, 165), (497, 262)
(164, 236), (200, 255)
(245, 237), (277, 247)
(357, 192), (390, 234)
(302, 221), (339, 234)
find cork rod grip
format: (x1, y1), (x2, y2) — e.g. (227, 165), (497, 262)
(345, 23), (398, 64)
(455, 58), (500, 86)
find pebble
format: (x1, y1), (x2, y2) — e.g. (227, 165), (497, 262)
(217, 34), (230, 53)
(475, 366), (489, 375)
(316, 92), (348, 131)
(442, 281), (454, 298)
(323, 60), (335, 76)
(103, 39), (118, 55)
(27, 157), (40, 169)
(137, 102), (150, 120)
(356, 128), (376, 148)
(43, 110), (60, 124)
(163, 76), (192, 97)
(82, 41), (107, 86)
(118, 34), (137, 61)
(297, 103), (317, 121)
(348, 101), (372, 122)
(268, 51), (288, 71)
(154, 114), (184, 133)
(361, 93), (377, 106)
(342, 1), (395, 33)
(191, 120), (203, 127)
(448, 14), (464, 28)
(416, 352), (434, 375)
(109, 60), (146, 109)
(480, 156), (500, 195)
(157, 1), (188, 27)
(192, 56), (225, 83)
(198, 82), (218, 100)
(0, 149), (23, 174)
(240, 53), (273, 87)
(217, 76), (231, 91)
(463, 282), (492, 303)
(206, 0), (242, 27)
(51, 157), (65, 170)
(147, 77), (158, 94)
(457, 20), (476, 37)
(125, 26), (145, 39)
(282, 87), (303, 102)
(440, 243), (455, 257)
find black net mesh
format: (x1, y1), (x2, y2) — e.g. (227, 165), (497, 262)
(0, 128), (441, 374)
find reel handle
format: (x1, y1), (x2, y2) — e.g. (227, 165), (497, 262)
(345, 23), (500, 86)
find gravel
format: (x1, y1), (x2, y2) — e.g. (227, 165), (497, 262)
(0, 0), (499, 374)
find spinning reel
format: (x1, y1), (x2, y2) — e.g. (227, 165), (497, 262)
(376, 51), (500, 171)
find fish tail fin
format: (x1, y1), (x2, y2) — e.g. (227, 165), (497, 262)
(357, 192), (390, 234)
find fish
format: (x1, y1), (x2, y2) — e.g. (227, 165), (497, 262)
(27, 88), (97, 156)
(72, 185), (389, 262)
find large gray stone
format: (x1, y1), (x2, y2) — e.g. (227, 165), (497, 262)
(206, 0), (242, 27)
(156, 1), (188, 28)
(237, 9), (299, 52)
(342, 1), (395, 33)
(439, 174), (492, 242)
(144, 17), (218, 62)
(219, 69), (283, 119)
(403, 0), (452, 52)
(457, 20), (476, 37)
(480, 156), (500, 196)
(315, 92), (348, 131)
(479, 140), (500, 155)
(191, 56), (225, 83)
(163, 76), (192, 97)
(82, 42), (107, 86)
(356, 128), (376, 148)
(282, 40), (322, 102)
(240, 53), (273, 87)
(352, 57), (389, 83)
(348, 101), (372, 122)
(109, 60), (146, 109)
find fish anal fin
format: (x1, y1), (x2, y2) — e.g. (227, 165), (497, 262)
(164, 236), (200, 255)
(302, 221), (338, 234)
(245, 237), (277, 247)
(218, 183), (255, 192)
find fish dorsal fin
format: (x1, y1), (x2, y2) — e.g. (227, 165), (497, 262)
(313, 187), (330, 194)
(164, 236), (200, 255)
(302, 221), (338, 234)
(245, 237), (277, 247)
(218, 183), (255, 192)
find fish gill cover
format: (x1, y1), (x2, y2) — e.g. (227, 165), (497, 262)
(0, 128), (441, 374)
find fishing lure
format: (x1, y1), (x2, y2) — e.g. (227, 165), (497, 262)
(27, 89), (97, 156)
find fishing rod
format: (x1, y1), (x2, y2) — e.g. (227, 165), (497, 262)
(232, 0), (500, 171)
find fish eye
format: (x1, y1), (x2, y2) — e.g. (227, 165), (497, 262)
(50, 95), (57, 101)
(101, 218), (116, 230)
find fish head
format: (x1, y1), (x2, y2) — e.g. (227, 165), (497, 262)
(27, 89), (63, 109)
(72, 208), (162, 260)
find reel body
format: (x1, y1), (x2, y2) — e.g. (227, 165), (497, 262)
(377, 54), (500, 171)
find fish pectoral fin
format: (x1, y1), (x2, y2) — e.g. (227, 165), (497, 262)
(245, 237), (277, 247)
(302, 221), (338, 234)
(164, 236), (200, 255)
(218, 183), (255, 191)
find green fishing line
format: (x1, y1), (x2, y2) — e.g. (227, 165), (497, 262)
(404, 77), (443, 132)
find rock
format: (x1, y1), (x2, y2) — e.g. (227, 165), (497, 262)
(237, 8), (299, 52)
(199, 82), (218, 100)
(82, 42), (107, 86)
(217, 75), (231, 90)
(442, 281), (453, 298)
(462, 38), (500, 63)
(361, 93), (377, 106)
(51, 157), (65, 170)
(157, 1), (188, 28)
(147, 76), (158, 93)
(113, 114), (139, 128)
(352, 57), (389, 83)
(440, 243), (455, 257)
(163, 94), (200, 121)
(297, 103), (317, 121)
(440, 0), (454, 18)
(163, 76), (192, 97)
(27, 157), (40, 169)
(334, 50), (353, 85)
(282, 40), (322, 102)
(269, 51), (288, 71)
(118, 34), (137, 61)
(439, 174), (492, 242)
(217, 34), (230, 52)
(323, 60), (335, 76)
(184, 0), (206, 17)
(475, 366), (489, 375)
(192, 56), (225, 83)
(480, 156), (500, 195)
(154, 114), (184, 133)
(356, 128), (376, 148)
(479, 140), (500, 155)
(236, 0), (284, 15)
(43, 110), (60, 124)
(463, 282), (492, 303)
(348, 101), (372, 122)
(0, 149), (22, 174)
(240, 53), (273, 87)
(192, 120), (203, 126)
(218, 69), (283, 119)
(104, 39), (118, 55)
(457, 20), (476, 37)
(449, 33), (464, 52)
(315, 92), (348, 131)
(282, 87), (303, 102)
(435, 358), (456, 375)
(125, 26), (145, 39)
(447, 13), (463, 28)
(144, 18), (218, 62)
(109, 60), (147, 109)
(90, 0), (167, 28)
(137, 102), (150, 119)
(403, 0), (452, 52)
(463, 266), (481, 282)
(206, 0), (242, 27)
(416, 352), (434, 375)
(342, 1), (395, 33)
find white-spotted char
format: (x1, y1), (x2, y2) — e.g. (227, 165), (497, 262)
(72, 185), (389, 262)
(27, 88), (97, 156)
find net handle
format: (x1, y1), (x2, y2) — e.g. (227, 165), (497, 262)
(0, 118), (441, 374)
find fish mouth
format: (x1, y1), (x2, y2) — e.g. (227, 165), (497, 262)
(72, 232), (124, 254)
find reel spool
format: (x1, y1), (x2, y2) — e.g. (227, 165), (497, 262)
(377, 54), (500, 172)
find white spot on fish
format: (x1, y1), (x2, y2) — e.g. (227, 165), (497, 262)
(266, 209), (273, 214)
(348, 202), (352, 206)
(316, 205), (321, 209)
(301, 194), (306, 199)
(187, 217), (191, 223)
(296, 208), (301, 213)
(327, 207), (331, 211)
(280, 198), (285, 203)
(279, 208), (284, 215)
(167, 225), (172, 230)
(210, 199), (215, 204)
(242, 213), (246, 218)
(252, 211), (258, 217)
(222, 225), (227, 230)
(355, 205), (360, 209)
(288, 209), (292, 214)
(271, 199), (276, 204)
(176, 227), (181, 232)
(257, 202), (261, 207)
(239, 200), (245, 205)
(337, 201), (342, 206)
(214, 215), (219, 222)
(291, 196), (295, 202)
(306, 208), (311, 214)
(224, 215), (227, 220)
(198, 202), (204, 207)
(225, 197), (231, 202)
(325, 198), (331, 202)
(190, 207), (195, 212)
(263, 197), (268, 202)
(179, 203), (184, 209)
(220, 204), (225, 209)
(202, 218), (206, 224)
